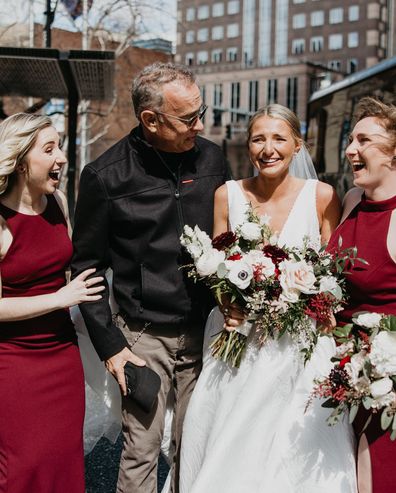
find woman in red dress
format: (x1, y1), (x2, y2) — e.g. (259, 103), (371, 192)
(328, 97), (396, 493)
(0, 113), (104, 493)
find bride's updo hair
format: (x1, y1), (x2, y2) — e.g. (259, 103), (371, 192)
(247, 104), (302, 144)
(0, 113), (52, 194)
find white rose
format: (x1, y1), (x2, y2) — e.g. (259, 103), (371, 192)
(239, 222), (262, 241)
(369, 330), (396, 377)
(278, 259), (318, 302)
(370, 377), (393, 399)
(319, 276), (343, 300)
(354, 312), (382, 329)
(196, 249), (225, 277)
(226, 260), (253, 290)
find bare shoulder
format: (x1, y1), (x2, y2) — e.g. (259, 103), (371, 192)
(316, 180), (338, 203)
(214, 182), (229, 202)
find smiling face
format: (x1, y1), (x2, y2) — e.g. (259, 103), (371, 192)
(346, 116), (396, 194)
(248, 115), (301, 179)
(141, 81), (204, 153)
(22, 126), (67, 194)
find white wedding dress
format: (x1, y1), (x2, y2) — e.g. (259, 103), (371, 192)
(179, 180), (357, 493)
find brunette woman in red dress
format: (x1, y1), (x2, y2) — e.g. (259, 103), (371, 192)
(0, 113), (104, 493)
(328, 97), (396, 493)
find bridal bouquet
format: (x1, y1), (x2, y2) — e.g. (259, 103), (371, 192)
(310, 312), (396, 439)
(180, 206), (358, 368)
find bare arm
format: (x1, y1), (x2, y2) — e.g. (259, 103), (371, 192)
(316, 182), (342, 244)
(0, 268), (104, 322)
(213, 184), (229, 237)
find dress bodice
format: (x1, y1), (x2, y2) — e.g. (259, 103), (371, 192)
(0, 194), (74, 338)
(226, 179), (321, 250)
(328, 193), (396, 323)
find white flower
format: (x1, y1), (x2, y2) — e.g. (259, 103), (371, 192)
(335, 340), (355, 358)
(226, 260), (253, 290)
(319, 276), (343, 300)
(196, 249), (225, 277)
(181, 225), (213, 260)
(243, 251), (276, 279)
(259, 214), (271, 226)
(369, 331), (396, 377)
(370, 377), (393, 399)
(278, 259), (318, 303)
(239, 222), (262, 241)
(345, 352), (366, 384)
(372, 391), (396, 409)
(354, 312), (382, 329)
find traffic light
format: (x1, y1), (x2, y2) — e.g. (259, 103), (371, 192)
(226, 124), (232, 139)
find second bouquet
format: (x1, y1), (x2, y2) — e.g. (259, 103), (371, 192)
(181, 206), (358, 368)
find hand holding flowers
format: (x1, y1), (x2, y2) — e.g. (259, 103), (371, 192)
(181, 206), (359, 368)
(310, 312), (396, 439)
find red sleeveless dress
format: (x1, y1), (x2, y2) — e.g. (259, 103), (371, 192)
(0, 195), (85, 493)
(328, 193), (396, 493)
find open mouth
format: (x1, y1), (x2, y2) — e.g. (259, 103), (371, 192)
(259, 158), (280, 165)
(351, 162), (365, 172)
(49, 170), (61, 181)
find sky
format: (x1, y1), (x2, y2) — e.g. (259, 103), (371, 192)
(0, 0), (177, 44)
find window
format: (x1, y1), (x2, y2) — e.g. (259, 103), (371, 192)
(211, 49), (223, 63)
(227, 47), (238, 61)
(347, 58), (358, 74)
(185, 52), (194, 66)
(292, 39), (305, 54)
(249, 80), (259, 112)
(214, 83), (223, 106)
(292, 14), (306, 29)
(329, 8), (343, 24)
(230, 82), (240, 122)
(227, 23), (239, 38)
(267, 79), (278, 104)
(197, 51), (208, 64)
(227, 0), (239, 15)
(212, 26), (224, 40)
(212, 2), (224, 17)
(197, 28), (209, 42)
(293, 0), (305, 3)
(310, 36), (323, 52)
(186, 7), (195, 21)
(328, 60), (341, 71)
(349, 5), (359, 21)
(348, 32), (359, 48)
(186, 30), (194, 44)
(311, 11), (324, 26)
(329, 34), (343, 50)
(287, 77), (298, 113)
(197, 5), (209, 19)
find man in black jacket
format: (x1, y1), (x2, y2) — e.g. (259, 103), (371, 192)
(71, 62), (229, 492)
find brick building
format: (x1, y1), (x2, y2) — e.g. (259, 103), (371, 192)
(175, 0), (394, 175)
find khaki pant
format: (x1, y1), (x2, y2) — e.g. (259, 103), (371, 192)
(116, 319), (204, 493)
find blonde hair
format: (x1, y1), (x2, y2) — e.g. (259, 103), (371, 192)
(0, 113), (52, 194)
(247, 104), (302, 144)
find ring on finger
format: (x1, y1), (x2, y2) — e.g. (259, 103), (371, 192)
(223, 307), (230, 316)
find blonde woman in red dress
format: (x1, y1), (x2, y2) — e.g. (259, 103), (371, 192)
(0, 113), (104, 493)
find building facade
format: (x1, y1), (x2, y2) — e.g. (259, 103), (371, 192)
(175, 0), (393, 175)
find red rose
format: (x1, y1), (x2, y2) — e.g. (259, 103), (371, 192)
(262, 245), (289, 265)
(228, 253), (242, 261)
(212, 231), (237, 251)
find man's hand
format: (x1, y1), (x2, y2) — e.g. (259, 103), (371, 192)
(105, 347), (146, 396)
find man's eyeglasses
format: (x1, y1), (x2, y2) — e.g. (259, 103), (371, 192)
(155, 104), (208, 128)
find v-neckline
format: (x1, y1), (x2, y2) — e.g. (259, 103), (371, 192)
(235, 179), (310, 241)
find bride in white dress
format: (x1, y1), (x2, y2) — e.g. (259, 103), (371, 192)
(179, 105), (357, 493)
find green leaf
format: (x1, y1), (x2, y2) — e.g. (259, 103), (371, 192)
(321, 398), (337, 409)
(362, 396), (373, 410)
(390, 429), (396, 441)
(383, 315), (396, 332)
(349, 403), (359, 424)
(381, 408), (394, 431)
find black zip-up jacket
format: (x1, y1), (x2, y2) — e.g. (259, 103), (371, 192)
(71, 126), (229, 361)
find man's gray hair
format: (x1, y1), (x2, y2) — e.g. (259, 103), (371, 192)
(131, 62), (196, 120)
